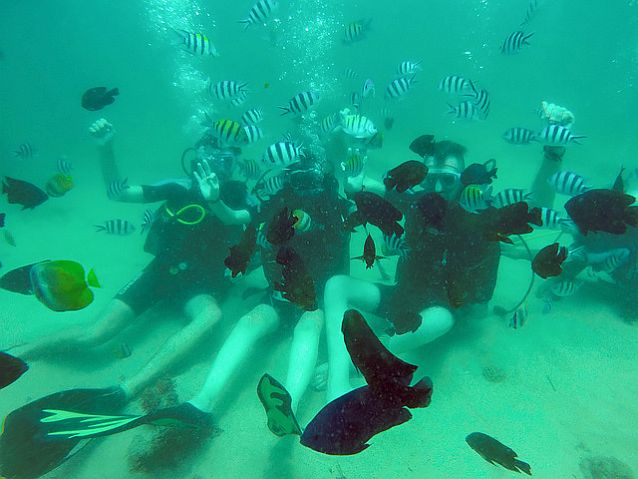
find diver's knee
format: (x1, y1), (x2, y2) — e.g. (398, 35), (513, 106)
(238, 303), (278, 331)
(324, 275), (351, 302)
(422, 306), (455, 332)
(294, 310), (324, 338)
(184, 294), (221, 321)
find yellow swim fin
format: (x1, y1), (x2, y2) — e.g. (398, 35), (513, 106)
(256, 374), (302, 437)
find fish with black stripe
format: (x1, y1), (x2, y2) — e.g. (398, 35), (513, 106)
(341, 148), (366, 177)
(381, 233), (409, 259)
(173, 29), (219, 57)
(241, 107), (264, 125)
(210, 80), (248, 100)
(278, 91), (320, 115)
(238, 159), (262, 179)
(447, 101), (479, 120)
(438, 75), (474, 95)
(467, 87), (490, 119)
(243, 125), (264, 143)
(320, 113), (338, 134)
(385, 76), (415, 99)
(397, 60), (421, 76)
(13, 143), (34, 160)
(107, 178), (129, 200)
(214, 119), (249, 145)
(493, 188), (532, 207)
(262, 141), (303, 167)
(537, 125), (585, 145)
(95, 219), (136, 235)
(501, 30), (534, 54)
(503, 127), (536, 144)
(140, 209), (156, 234)
(56, 156), (73, 175)
(239, 0), (278, 29)
(459, 185), (492, 213)
(343, 19), (371, 43)
(538, 207), (573, 230)
(547, 171), (590, 196)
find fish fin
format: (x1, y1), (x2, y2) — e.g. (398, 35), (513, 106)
(277, 106), (291, 116)
(523, 32), (535, 44)
(108, 88), (119, 97)
(256, 374), (303, 437)
(87, 268), (100, 288)
(94, 225), (105, 232)
(515, 459), (532, 475)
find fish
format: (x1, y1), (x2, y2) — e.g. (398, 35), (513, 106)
(300, 309), (433, 455)
(275, 246), (317, 311)
(214, 119), (249, 145)
(56, 156), (73, 174)
(460, 159), (498, 186)
(262, 141), (303, 167)
(238, 158), (262, 179)
(350, 191), (404, 237)
(292, 209), (313, 232)
(0, 262), (41, 294)
(438, 75), (474, 95)
(551, 279), (581, 297)
(343, 19), (371, 43)
(467, 88), (490, 119)
(493, 188), (532, 208)
(13, 142), (35, 159)
(0, 351), (28, 390)
(341, 148), (367, 177)
(173, 29), (219, 56)
(466, 432), (532, 475)
(591, 248), (630, 273)
(243, 124), (264, 143)
(447, 101), (479, 120)
(81, 87), (119, 111)
(503, 127), (536, 144)
(239, 0), (278, 28)
(536, 125), (585, 145)
(45, 173), (74, 198)
(361, 78), (375, 98)
(538, 207), (571, 230)
(266, 207), (296, 245)
(385, 76), (416, 99)
(484, 202), (542, 244)
(352, 233), (384, 269)
(547, 171), (590, 196)
(383, 160), (428, 193)
(409, 134), (436, 158)
(340, 112), (377, 139)
(381, 106), (394, 130)
(210, 80), (247, 100)
(224, 224), (257, 278)
(107, 178), (129, 200)
(459, 185), (492, 213)
(397, 60), (421, 76)
(501, 30), (534, 54)
(241, 107), (264, 125)
(253, 173), (285, 199)
(343, 67), (359, 79)
(29, 260), (101, 312)
(0, 212), (5, 228)
(381, 233), (409, 259)
(231, 91), (249, 107)
(278, 91), (320, 115)
(613, 166), (625, 193)
(509, 303), (528, 329)
(413, 192), (448, 233)
(320, 113), (338, 134)
(95, 219), (136, 236)
(565, 189), (638, 235)
(2, 176), (49, 209)
(532, 242), (568, 279)
(140, 209), (156, 234)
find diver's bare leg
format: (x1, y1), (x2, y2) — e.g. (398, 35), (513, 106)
(530, 151), (561, 208)
(121, 294), (221, 399)
(284, 309), (324, 413)
(19, 299), (135, 360)
(386, 306), (454, 354)
(188, 303), (279, 413)
(323, 275), (381, 402)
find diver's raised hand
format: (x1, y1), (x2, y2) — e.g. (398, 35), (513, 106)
(193, 160), (220, 203)
(89, 118), (115, 146)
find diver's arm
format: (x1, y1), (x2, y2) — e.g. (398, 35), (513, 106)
(115, 186), (145, 203)
(89, 119), (121, 187)
(345, 172), (385, 195)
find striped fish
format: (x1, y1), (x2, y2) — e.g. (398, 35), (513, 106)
(340, 112), (377, 139)
(292, 209), (312, 232)
(174, 30), (219, 57)
(210, 80), (247, 100)
(381, 233), (409, 259)
(397, 60), (421, 76)
(278, 91), (319, 115)
(107, 178), (129, 200)
(361, 78), (375, 99)
(521, 0), (539, 27)
(241, 107), (264, 125)
(447, 101), (479, 120)
(493, 188), (532, 207)
(256, 222), (273, 250)
(548, 171), (590, 196)
(385, 76), (415, 99)
(343, 67), (359, 79)
(140, 209), (156, 234)
(56, 156), (73, 175)
(95, 219), (136, 235)
(214, 119), (249, 145)
(238, 159), (261, 179)
(239, 0), (278, 29)
(243, 125), (264, 143)
(503, 127), (536, 144)
(254, 174), (285, 198)
(537, 125), (585, 145)
(344, 19), (370, 43)
(13, 143), (34, 159)
(349, 91), (361, 112)
(438, 75), (474, 95)
(509, 303), (528, 329)
(468, 88), (490, 119)
(551, 279), (581, 297)
(340, 148), (366, 177)
(501, 30), (534, 54)
(320, 113), (338, 134)
(593, 249), (630, 273)
(539, 207), (568, 230)
(262, 141), (303, 167)
(459, 185), (492, 213)
(231, 90), (249, 107)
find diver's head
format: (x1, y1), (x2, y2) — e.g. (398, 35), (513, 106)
(285, 154), (333, 197)
(422, 140), (466, 201)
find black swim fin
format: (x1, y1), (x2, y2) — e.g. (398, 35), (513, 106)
(256, 374), (302, 437)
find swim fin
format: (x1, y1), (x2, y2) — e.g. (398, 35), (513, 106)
(256, 374), (302, 437)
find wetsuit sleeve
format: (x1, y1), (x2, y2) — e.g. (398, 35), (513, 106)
(141, 183), (189, 203)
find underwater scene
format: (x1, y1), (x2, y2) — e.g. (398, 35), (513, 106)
(1, 0), (638, 477)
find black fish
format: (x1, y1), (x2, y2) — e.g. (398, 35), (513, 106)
(267, 207), (296, 245)
(275, 246), (317, 311)
(461, 159), (498, 186)
(613, 166), (625, 193)
(81, 87), (119, 111)
(2, 176), (49, 210)
(466, 432), (532, 475)
(0, 351), (28, 389)
(350, 191), (403, 236)
(412, 192), (447, 233)
(543, 145), (565, 162)
(224, 224), (257, 278)
(383, 160), (428, 193)
(532, 242), (568, 279)
(0, 212), (5, 228)
(484, 202), (542, 244)
(565, 189), (638, 235)
(409, 134), (435, 158)
(300, 310), (433, 455)
(0, 261), (43, 295)
(352, 233), (383, 269)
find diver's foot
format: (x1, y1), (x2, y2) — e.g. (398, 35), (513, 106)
(257, 374), (302, 437)
(311, 362), (328, 391)
(154, 402), (214, 430)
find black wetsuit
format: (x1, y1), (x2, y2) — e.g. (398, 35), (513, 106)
(116, 180), (244, 314)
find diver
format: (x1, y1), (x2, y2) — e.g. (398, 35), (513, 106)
(17, 119), (252, 413)
(178, 153), (351, 432)
(320, 136), (502, 401)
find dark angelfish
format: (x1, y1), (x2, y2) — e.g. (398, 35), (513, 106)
(383, 160), (428, 193)
(484, 202), (542, 244)
(2, 177), (49, 210)
(0, 351), (28, 390)
(351, 233), (384, 269)
(274, 246), (317, 311)
(460, 159), (498, 186)
(466, 432), (531, 475)
(0, 261), (42, 295)
(565, 189), (638, 235)
(81, 87), (119, 111)
(224, 224), (257, 277)
(532, 243), (568, 279)
(266, 207), (296, 245)
(409, 134), (435, 158)
(351, 191), (403, 236)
